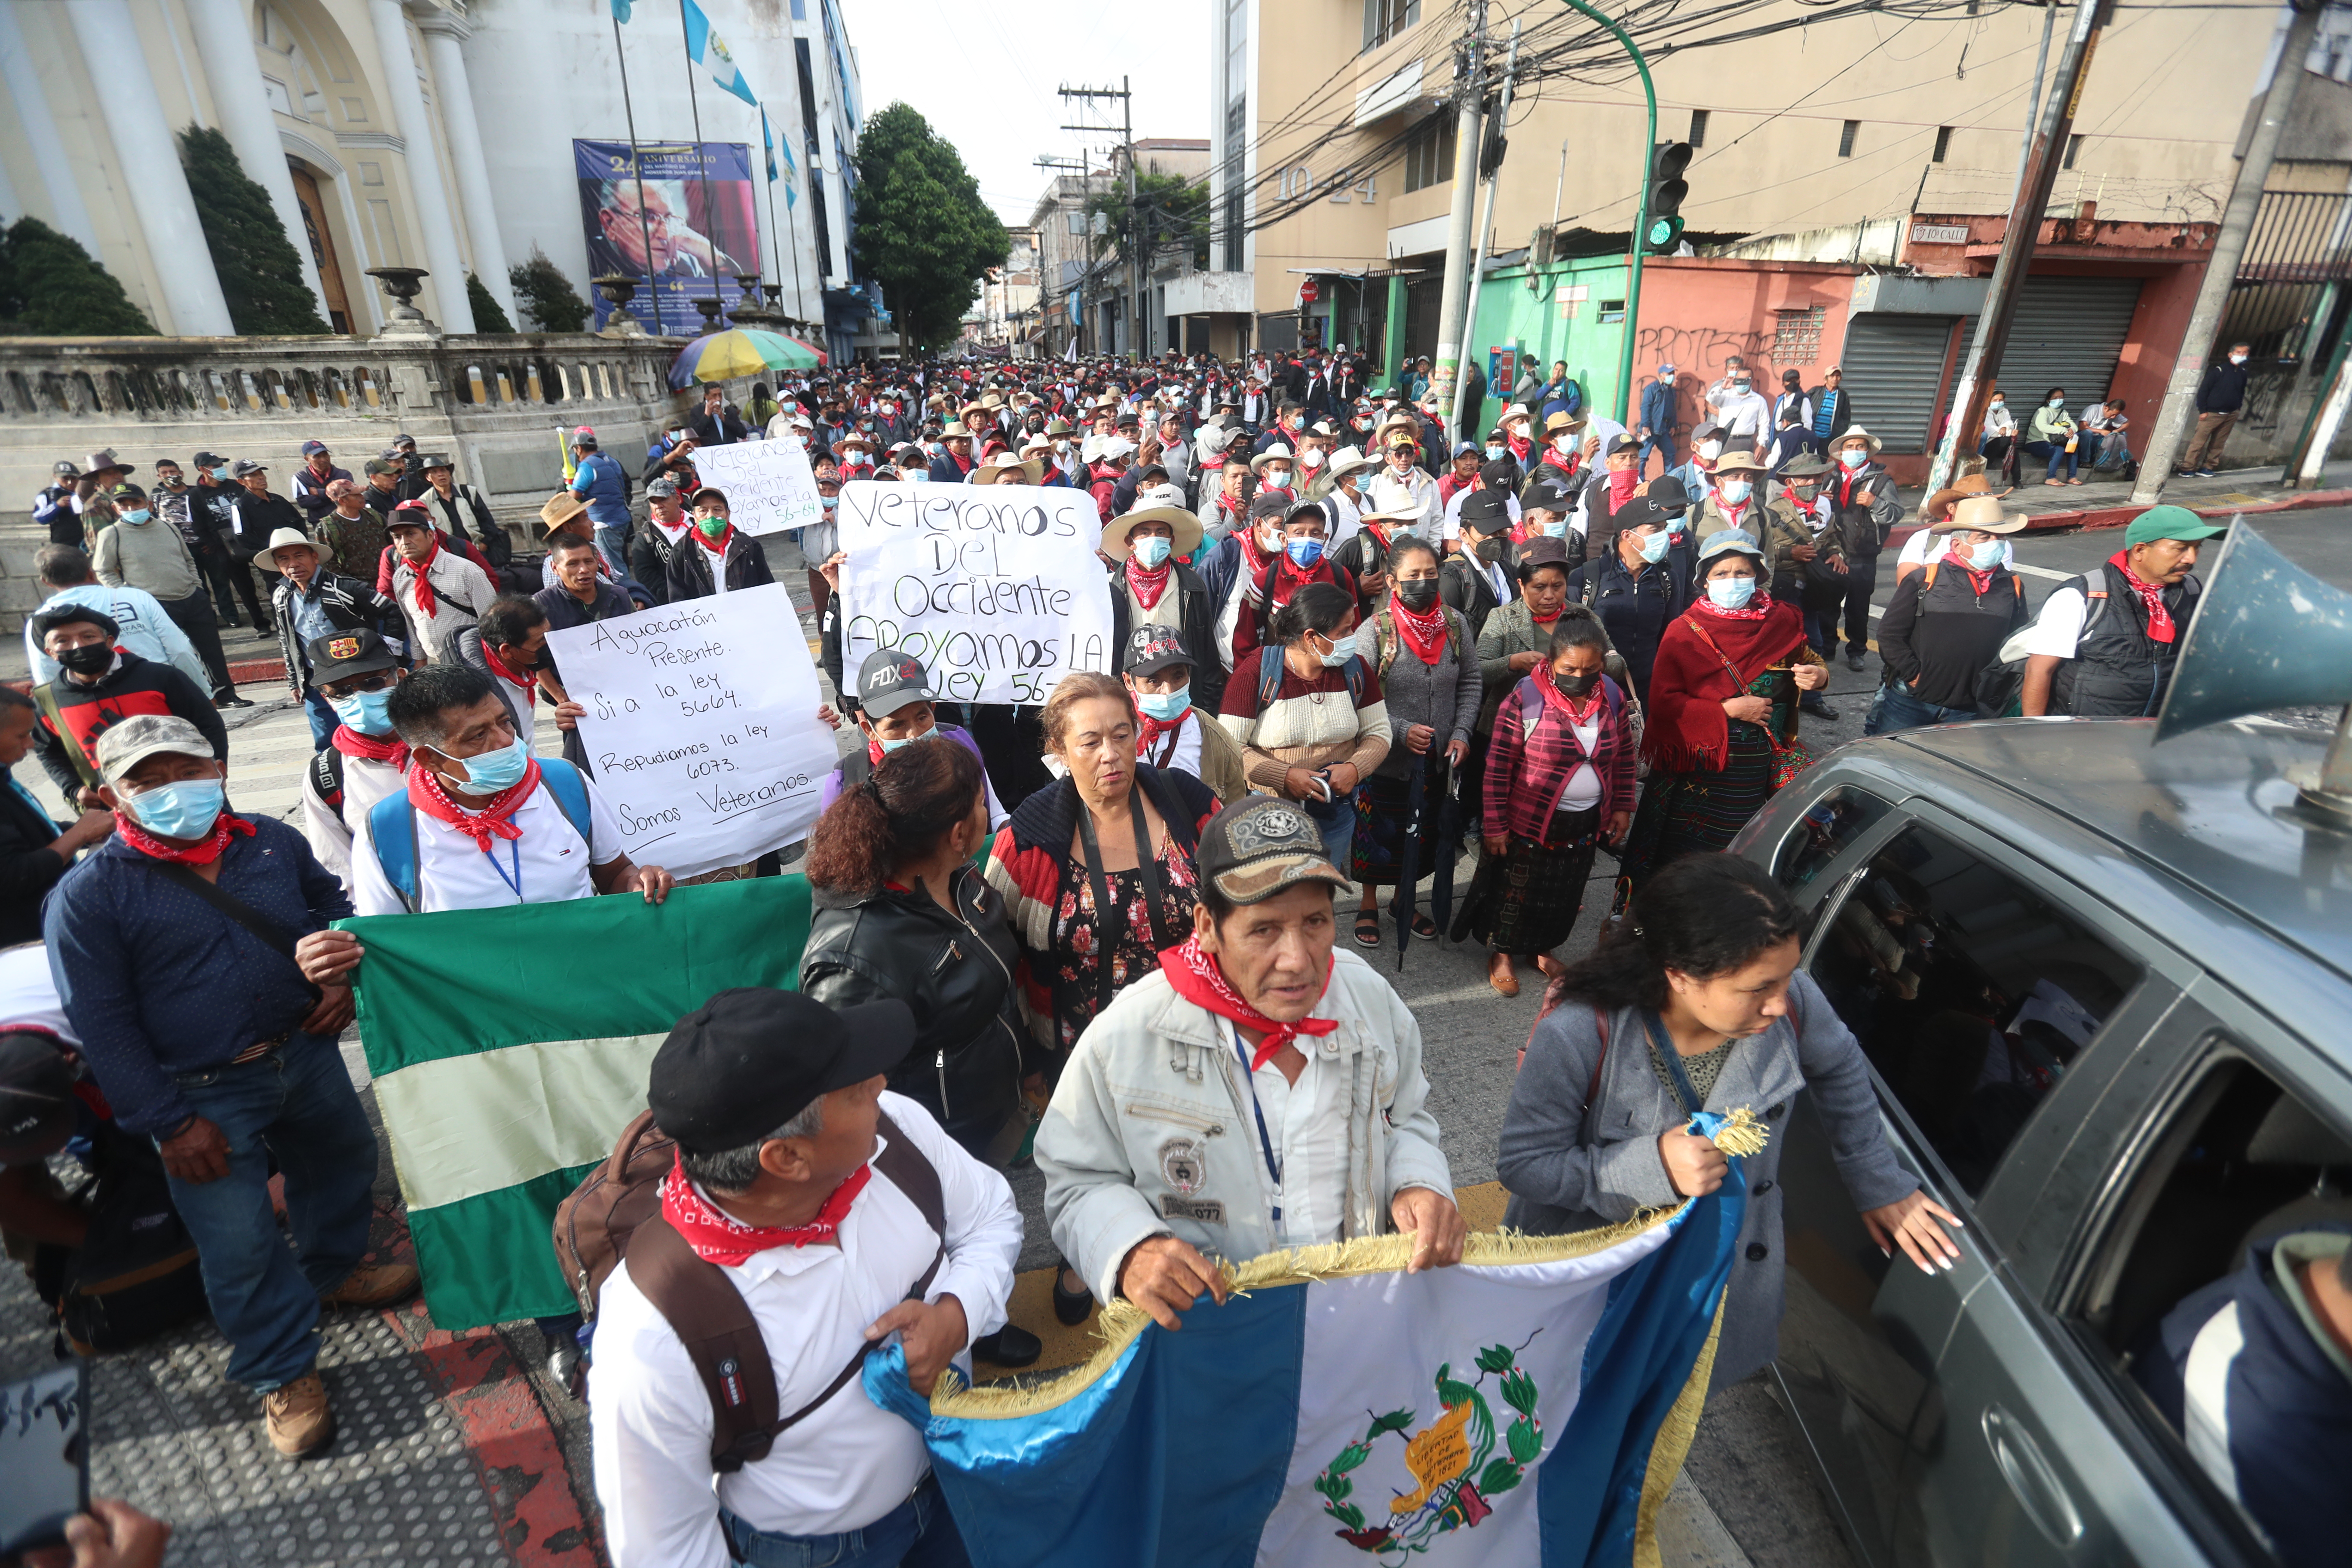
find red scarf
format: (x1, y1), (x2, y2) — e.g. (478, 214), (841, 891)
(2109, 549), (2176, 643)
(1135, 706), (1185, 763)
(1389, 595), (1449, 666)
(483, 646), (538, 705)
(407, 756), (541, 853)
(1159, 932), (1338, 1070)
(1124, 557), (1171, 611)
(117, 811), (255, 866)
(332, 725), (411, 772)
(659, 1153), (872, 1266)
(1942, 543), (1997, 599)
(695, 521), (736, 557)
(1607, 468), (1641, 508)
(403, 540), (442, 619)
(1537, 661), (1607, 723)
(1507, 432), (1534, 466)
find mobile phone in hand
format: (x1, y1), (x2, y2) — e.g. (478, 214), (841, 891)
(0, 1362), (89, 1556)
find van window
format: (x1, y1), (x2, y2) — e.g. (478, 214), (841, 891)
(1808, 823), (2144, 1195)
(1772, 784), (1891, 895)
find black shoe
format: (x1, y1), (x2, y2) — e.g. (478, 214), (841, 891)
(1845, 654), (1867, 672)
(1801, 696), (1839, 720)
(971, 1323), (1042, 1368)
(214, 694), (255, 709)
(1052, 1266), (1093, 1326)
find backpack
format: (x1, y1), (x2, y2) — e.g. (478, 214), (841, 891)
(52, 1122), (209, 1356)
(550, 1107), (945, 1471)
(1973, 568), (2095, 718)
(1368, 606), (1468, 679)
(365, 757), (594, 911)
(311, 749), (348, 823)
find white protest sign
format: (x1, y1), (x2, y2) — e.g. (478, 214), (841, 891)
(684, 439), (823, 537)
(836, 480), (1112, 705)
(545, 582), (839, 879)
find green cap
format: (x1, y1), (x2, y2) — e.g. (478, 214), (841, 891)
(2123, 504), (2226, 548)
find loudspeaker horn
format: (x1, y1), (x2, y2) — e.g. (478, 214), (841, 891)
(2154, 521), (2352, 821)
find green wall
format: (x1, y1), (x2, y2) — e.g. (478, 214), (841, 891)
(1460, 254), (1633, 434)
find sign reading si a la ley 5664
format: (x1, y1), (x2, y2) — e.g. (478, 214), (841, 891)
(835, 480), (1113, 704)
(544, 582), (840, 879)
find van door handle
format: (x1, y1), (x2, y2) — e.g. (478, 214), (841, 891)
(1981, 1404), (2083, 1548)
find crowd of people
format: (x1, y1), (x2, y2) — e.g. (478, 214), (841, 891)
(0, 340), (2278, 1568)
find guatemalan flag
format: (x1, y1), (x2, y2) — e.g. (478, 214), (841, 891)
(680, 0), (760, 109)
(866, 1124), (1750, 1568)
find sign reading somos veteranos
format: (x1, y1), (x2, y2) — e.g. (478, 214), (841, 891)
(544, 582), (840, 879)
(688, 439), (824, 538)
(836, 480), (1113, 704)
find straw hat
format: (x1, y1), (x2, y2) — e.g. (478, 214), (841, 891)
(1833, 425), (1881, 453)
(1324, 445), (1378, 481)
(1544, 409), (1587, 436)
(1929, 494), (2028, 535)
(539, 492), (590, 533)
(1710, 449), (1767, 475)
(1920, 470), (2012, 521)
(1102, 486), (1204, 558)
(1357, 475), (1427, 524)
(973, 456), (1043, 485)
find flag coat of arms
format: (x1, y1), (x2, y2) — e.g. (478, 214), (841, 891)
(866, 1162), (1746, 1568)
(681, 0), (760, 109)
(343, 878), (810, 1330)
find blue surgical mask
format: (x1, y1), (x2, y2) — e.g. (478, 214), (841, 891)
(879, 726), (939, 753)
(1839, 449), (1868, 470)
(2046, 397), (2064, 409)
(1718, 480), (1751, 505)
(1286, 538), (1325, 569)
(1136, 688), (1191, 722)
(1537, 520), (1568, 538)
(1706, 576), (1758, 610)
(1132, 536), (1173, 569)
(119, 508), (153, 525)
(126, 779), (224, 840)
(1963, 540), (2006, 570)
(1638, 530), (1671, 562)
(1485, 444), (1505, 460)
(454, 735), (530, 793)
(1316, 630), (1355, 668)
(329, 689), (395, 734)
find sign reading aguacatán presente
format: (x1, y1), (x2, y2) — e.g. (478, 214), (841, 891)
(835, 480), (1112, 704)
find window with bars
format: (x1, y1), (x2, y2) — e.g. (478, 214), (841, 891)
(1933, 125), (1953, 163)
(1403, 115), (1457, 193)
(1774, 306), (1825, 364)
(1838, 120), (1859, 158)
(1688, 109), (1709, 148)
(1362, 0), (1421, 52)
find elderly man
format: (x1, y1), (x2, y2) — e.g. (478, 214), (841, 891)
(587, 989), (1020, 1568)
(2018, 505), (2223, 717)
(686, 383), (748, 448)
(29, 603), (227, 810)
(46, 714), (415, 1459)
(626, 477), (691, 604)
(385, 501), (499, 664)
(226, 459), (306, 609)
(416, 453), (509, 570)
(260, 527), (403, 748)
(92, 482), (247, 711)
(1038, 798), (1461, 1327)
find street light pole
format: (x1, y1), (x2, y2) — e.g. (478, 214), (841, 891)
(1555, 0), (1655, 426)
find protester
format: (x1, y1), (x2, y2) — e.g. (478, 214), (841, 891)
(1565, 503), (1691, 702)
(22, 544), (211, 698)
(627, 478), (691, 602)
(385, 501), (499, 663)
(1121, 626), (1246, 803)
(1102, 487), (1222, 714)
(1225, 499), (1359, 668)
(1473, 535), (1589, 744)
(1496, 852), (1958, 1389)
(311, 478), (392, 583)
(1351, 535), (1477, 947)
(588, 988), (1020, 1568)
(1819, 427), (1902, 672)
(46, 714), (415, 1457)
(1035, 795), (1463, 1329)
(0, 686), (113, 944)
(1868, 496), (2031, 735)
(2021, 386), (2084, 487)
(288, 440), (351, 528)
(260, 528), (404, 749)
(1439, 490), (1518, 641)
(417, 453), (508, 571)
(815, 651), (1001, 827)
(799, 739), (1041, 1367)
(1804, 367), (1852, 455)
(295, 631), (411, 891)
(1711, 366), (1772, 450)
(35, 459), (81, 546)
(664, 488), (775, 601)
(535, 534), (639, 773)
(30, 603), (227, 810)
(2180, 341), (2252, 478)
(91, 484), (245, 709)
(2018, 505), (2221, 717)
(564, 427), (634, 571)
(1618, 531), (1829, 888)
(1217, 583), (1390, 870)
(466, 595), (557, 739)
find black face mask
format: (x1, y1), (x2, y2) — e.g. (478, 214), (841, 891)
(1395, 578), (1439, 612)
(56, 643), (113, 677)
(1554, 671), (1599, 698)
(1475, 537), (1507, 564)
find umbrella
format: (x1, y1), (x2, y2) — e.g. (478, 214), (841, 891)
(1391, 752), (1428, 973)
(1430, 766), (1461, 940)
(666, 328), (824, 390)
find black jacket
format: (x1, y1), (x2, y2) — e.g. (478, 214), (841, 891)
(227, 490), (306, 556)
(271, 570), (401, 699)
(1874, 559), (2029, 710)
(1567, 551), (1693, 703)
(419, 484), (510, 566)
(686, 410), (749, 447)
(663, 530), (774, 601)
(2195, 361), (2249, 415)
(0, 768), (67, 946)
(628, 517), (682, 606)
(1106, 560), (1224, 716)
(1440, 548), (1517, 643)
(2051, 560), (2201, 717)
(34, 654), (227, 797)
(799, 867), (1031, 1129)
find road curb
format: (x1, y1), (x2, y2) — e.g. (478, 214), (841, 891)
(2013, 485), (2352, 533)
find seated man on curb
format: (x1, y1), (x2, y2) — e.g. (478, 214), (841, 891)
(44, 715), (416, 1460)
(1035, 796), (1464, 1330)
(591, 989), (1021, 1568)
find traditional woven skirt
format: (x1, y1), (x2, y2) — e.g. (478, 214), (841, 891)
(1619, 721), (1776, 888)
(1467, 805), (1601, 956)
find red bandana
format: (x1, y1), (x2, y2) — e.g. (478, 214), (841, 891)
(1537, 661), (1606, 723)
(484, 646), (538, 705)
(1135, 707), (1185, 763)
(1607, 468), (1641, 508)
(332, 725), (411, 772)
(659, 1154), (872, 1266)
(695, 522), (737, 557)
(1692, 587), (1773, 624)
(1389, 597), (1449, 667)
(1941, 543), (1997, 599)
(1124, 557), (1171, 611)
(1159, 932), (1338, 1070)
(403, 539), (443, 620)
(2109, 548), (2176, 643)
(407, 757), (542, 853)
(116, 811), (255, 866)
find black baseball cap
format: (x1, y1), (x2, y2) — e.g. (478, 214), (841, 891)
(30, 603), (119, 643)
(1197, 798), (1350, 906)
(1247, 492), (1292, 521)
(648, 989), (915, 1155)
(307, 629), (402, 687)
(855, 648), (935, 717)
(1519, 475), (1574, 514)
(0, 1032), (75, 1166)
(1123, 625), (1194, 677)
(1478, 459), (1519, 491)
(1458, 490), (1510, 533)
(1647, 475), (1692, 513)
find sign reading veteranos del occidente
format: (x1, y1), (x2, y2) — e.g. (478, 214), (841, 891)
(544, 582), (839, 879)
(835, 479), (1113, 704)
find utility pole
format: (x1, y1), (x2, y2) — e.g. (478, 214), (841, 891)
(2010, 0), (2058, 203)
(1061, 80), (1138, 359)
(1921, 0), (2115, 501)
(1430, 0), (1489, 426)
(1452, 21), (1519, 441)
(2133, 0), (2326, 503)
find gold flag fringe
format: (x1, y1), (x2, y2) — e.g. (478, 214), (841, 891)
(1632, 1279), (1728, 1568)
(1707, 1106), (1772, 1158)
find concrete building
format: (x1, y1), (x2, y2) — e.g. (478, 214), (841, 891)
(1032, 140), (1212, 358)
(0, 0), (854, 342)
(964, 228), (1040, 356)
(1032, 170), (1113, 358)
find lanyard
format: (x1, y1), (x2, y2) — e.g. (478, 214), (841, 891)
(1073, 780), (1175, 1019)
(1639, 1010), (1707, 1118)
(1230, 1028), (1284, 1225)
(483, 836), (524, 901)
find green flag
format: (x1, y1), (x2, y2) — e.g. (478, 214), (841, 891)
(342, 876), (812, 1331)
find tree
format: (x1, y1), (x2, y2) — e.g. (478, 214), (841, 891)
(467, 272), (514, 334)
(851, 103), (1008, 352)
(176, 126), (328, 334)
(1087, 172), (1211, 274)
(0, 217), (155, 335)
(509, 248), (590, 333)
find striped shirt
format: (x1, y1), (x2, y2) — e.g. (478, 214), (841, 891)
(1217, 655), (1392, 790)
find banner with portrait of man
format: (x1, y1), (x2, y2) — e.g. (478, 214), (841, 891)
(573, 139), (760, 331)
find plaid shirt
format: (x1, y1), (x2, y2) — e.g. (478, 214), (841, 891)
(1481, 674), (1637, 844)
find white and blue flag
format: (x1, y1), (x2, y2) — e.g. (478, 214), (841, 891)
(680, 0), (759, 109)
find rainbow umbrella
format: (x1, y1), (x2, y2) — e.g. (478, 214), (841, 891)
(666, 328), (824, 389)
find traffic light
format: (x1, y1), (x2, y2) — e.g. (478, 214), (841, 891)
(1642, 141), (1691, 254)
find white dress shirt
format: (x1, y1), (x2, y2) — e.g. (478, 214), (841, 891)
(299, 748), (410, 891)
(1218, 1017), (1351, 1250)
(1713, 391), (1772, 446)
(590, 1095), (1022, 1565)
(348, 771), (628, 915)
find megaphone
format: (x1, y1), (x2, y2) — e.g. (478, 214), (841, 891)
(2154, 521), (2352, 822)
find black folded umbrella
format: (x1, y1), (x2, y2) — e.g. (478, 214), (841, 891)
(1390, 753), (1428, 972)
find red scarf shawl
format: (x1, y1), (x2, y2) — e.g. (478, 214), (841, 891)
(483, 646), (538, 705)
(403, 540), (443, 620)
(1642, 600), (1807, 773)
(659, 1155), (872, 1266)
(407, 758), (542, 853)
(1942, 543), (1997, 599)
(117, 812), (255, 866)
(1159, 932), (1338, 1070)
(1124, 557), (1172, 612)
(1388, 596), (1449, 666)
(332, 725), (411, 772)
(2109, 549), (2177, 643)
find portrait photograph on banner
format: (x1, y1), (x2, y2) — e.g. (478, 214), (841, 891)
(574, 138), (760, 330)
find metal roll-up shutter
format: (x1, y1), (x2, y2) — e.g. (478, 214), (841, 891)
(2000, 277), (2144, 406)
(1841, 314), (1958, 452)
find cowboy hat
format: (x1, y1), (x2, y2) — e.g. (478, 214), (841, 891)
(1356, 475), (1427, 524)
(1102, 489), (1205, 559)
(973, 456), (1043, 485)
(1920, 471), (2013, 520)
(1779, 452), (1831, 479)
(1710, 448), (1767, 475)
(1543, 410), (1587, 436)
(1833, 425), (1881, 453)
(253, 527), (319, 570)
(1250, 444), (1296, 473)
(832, 434), (875, 456)
(1929, 493), (2028, 535)
(539, 491), (590, 533)
(1324, 445), (1378, 480)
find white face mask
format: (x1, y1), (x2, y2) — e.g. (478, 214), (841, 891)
(1300, 449), (1324, 469)
(2229, 353), (2248, 366)
(1698, 440), (1724, 461)
(1553, 435), (1576, 456)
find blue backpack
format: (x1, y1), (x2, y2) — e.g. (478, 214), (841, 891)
(367, 758), (594, 912)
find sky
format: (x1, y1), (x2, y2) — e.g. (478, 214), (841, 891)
(838, 0), (1212, 226)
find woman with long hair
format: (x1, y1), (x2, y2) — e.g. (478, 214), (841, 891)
(1497, 853), (1960, 1389)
